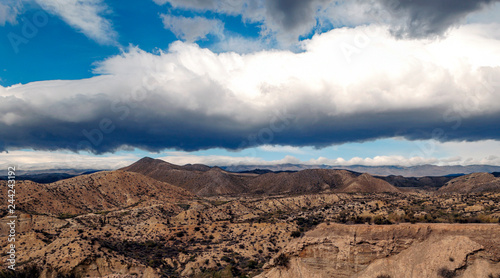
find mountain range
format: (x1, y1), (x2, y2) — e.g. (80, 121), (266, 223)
(120, 157), (401, 196)
(222, 163), (500, 177)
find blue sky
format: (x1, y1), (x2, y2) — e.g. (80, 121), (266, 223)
(1, 0), (500, 170)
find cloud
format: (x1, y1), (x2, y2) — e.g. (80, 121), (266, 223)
(153, 0), (326, 45)
(258, 145), (306, 154)
(152, 0), (247, 15)
(212, 36), (269, 54)
(0, 150), (138, 171)
(160, 14), (224, 42)
(0, 0), (22, 26)
(34, 0), (117, 45)
(160, 152), (500, 167)
(153, 0), (500, 45)
(261, 0), (327, 43)
(1, 24), (500, 154)
(378, 0), (500, 38)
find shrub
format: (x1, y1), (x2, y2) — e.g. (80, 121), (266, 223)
(275, 253), (290, 268)
(175, 231), (185, 237)
(290, 230), (301, 238)
(438, 267), (456, 278)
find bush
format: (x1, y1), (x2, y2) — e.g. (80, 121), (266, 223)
(275, 253), (290, 268)
(290, 230), (301, 238)
(175, 231), (185, 237)
(438, 267), (456, 278)
(374, 216), (392, 225)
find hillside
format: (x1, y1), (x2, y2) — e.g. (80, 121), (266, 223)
(122, 158), (400, 196)
(439, 172), (500, 193)
(248, 169), (399, 194)
(120, 157), (250, 196)
(0, 170), (193, 216)
(378, 175), (454, 188)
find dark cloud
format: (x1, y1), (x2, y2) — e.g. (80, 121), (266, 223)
(1, 96), (500, 155)
(264, 0), (327, 41)
(381, 0), (500, 38)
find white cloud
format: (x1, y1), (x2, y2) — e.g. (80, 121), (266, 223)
(34, 0), (117, 45)
(0, 1), (22, 26)
(159, 152), (500, 167)
(160, 14), (224, 42)
(258, 145), (306, 154)
(213, 36), (269, 54)
(0, 150), (138, 171)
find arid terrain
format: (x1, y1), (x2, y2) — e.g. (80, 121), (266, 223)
(1, 158), (499, 277)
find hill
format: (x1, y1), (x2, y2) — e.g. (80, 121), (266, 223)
(378, 175), (454, 188)
(120, 157), (250, 196)
(121, 157), (400, 196)
(0, 170), (193, 216)
(438, 172), (500, 193)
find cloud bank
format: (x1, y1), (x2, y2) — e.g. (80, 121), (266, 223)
(1, 23), (500, 154)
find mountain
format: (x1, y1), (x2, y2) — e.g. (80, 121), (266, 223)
(0, 170), (193, 216)
(222, 164), (500, 177)
(121, 158), (400, 196)
(247, 169), (399, 194)
(0, 172), (77, 183)
(438, 172), (500, 193)
(120, 157), (251, 196)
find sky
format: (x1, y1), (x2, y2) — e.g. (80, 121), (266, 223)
(1, 0), (500, 170)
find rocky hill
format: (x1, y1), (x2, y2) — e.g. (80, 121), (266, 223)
(439, 172), (500, 193)
(120, 157), (251, 196)
(0, 170), (193, 216)
(121, 158), (399, 196)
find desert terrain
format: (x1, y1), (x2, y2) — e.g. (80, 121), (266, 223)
(1, 158), (499, 277)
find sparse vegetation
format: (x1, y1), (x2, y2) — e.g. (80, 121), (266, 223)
(275, 253), (290, 268)
(438, 267), (456, 278)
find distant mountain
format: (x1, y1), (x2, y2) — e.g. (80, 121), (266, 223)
(438, 172), (500, 193)
(6, 168), (103, 176)
(0, 173), (77, 183)
(121, 157), (400, 196)
(221, 164), (500, 177)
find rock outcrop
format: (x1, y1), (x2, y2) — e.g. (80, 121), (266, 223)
(259, 223), (500, 278)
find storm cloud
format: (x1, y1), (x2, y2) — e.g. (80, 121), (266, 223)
(1, 23), (500, 154)
(380, 0), (500, 38)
